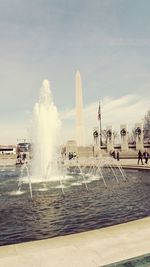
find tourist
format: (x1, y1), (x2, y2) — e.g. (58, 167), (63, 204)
(68, 152), (73, 160)
(137, 150), (143, 165)
(111, 150), (116, 159)
(22, 153), (26, 161)
(116, 151), (120, 161)
(16, 153), (22, 165)
(73, 152), (77, 159)
(143, 151), (149, 164)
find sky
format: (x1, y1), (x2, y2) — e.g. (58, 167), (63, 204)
(0, 0), (150, 144)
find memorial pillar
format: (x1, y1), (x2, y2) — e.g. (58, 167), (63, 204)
(106, 126), (114, 153)
(93, 127), (100, 157)
(120, 124), (128, 151)
(135, 123), (144, 151)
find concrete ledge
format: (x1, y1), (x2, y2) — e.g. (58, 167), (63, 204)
(0, 217), (150, 267)
(122, 165), (150, 171)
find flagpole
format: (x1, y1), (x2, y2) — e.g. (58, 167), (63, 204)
(99, 101), (103, 147)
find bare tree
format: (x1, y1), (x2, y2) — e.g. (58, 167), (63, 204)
(143, 110), (150, 140)
(102, 129), (107, 145)
(128, 128), (136, 144)
(113, 130), (119, 143)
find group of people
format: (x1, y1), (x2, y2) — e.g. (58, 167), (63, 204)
(111, 149), (149, 165)
(111, 150), (120, 161)
(68, 152), (77, 160)
(137, 150), (149, 165)
(16, 150), (149, 165)
(16, 153), (27, 165)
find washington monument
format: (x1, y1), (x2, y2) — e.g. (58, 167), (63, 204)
(75, 70), (85, 146)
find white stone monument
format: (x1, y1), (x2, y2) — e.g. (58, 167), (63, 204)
(93, 127), (99, 146)
(93, 127), (100, 157)
(120, 124), (128, 151)
(135, 123), (144, 151)
(75, 71), (85, 146)
(106, 126), (114, 153)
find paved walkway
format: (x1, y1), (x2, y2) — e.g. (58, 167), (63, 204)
(0, 217), (150, 267)
(0, 156), (150, 170)
(116, 158), (150, 170)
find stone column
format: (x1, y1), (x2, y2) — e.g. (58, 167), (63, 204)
(93, 127), (99, 146)
(106, 126), (114, 153)
(135, 123), (144, 151)
(93, 127), (99, 157)
(120, 124), (128, 151)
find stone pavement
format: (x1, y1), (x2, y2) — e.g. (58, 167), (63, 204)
(118, 158), (150, 170)
(0, 217), (150, 267)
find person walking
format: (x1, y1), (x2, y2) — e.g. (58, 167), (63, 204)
(143, 151), (149, 164)
(16, 153), (22, 165)
(116, 150), (120, 161)
(137, 150), (143, 165)
(111, 150), (116, 159)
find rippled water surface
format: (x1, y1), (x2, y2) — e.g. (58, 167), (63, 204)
(0, 166), (150, 245)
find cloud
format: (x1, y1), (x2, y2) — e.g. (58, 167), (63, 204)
(0, 94), (149, 145)
(0, 0), (150, 146)
(61, 94), (150, 144)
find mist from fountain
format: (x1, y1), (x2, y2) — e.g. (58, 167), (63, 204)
(63, 156), (127, 192)
(31, 80), (61, 181)
(17, 80), (127, 197)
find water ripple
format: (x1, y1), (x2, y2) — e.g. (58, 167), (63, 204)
(0, 168), (150, 245)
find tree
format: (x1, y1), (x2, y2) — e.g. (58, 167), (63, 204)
(143, 110), (150, 140)
(102, 129), (107, 145)
(128, 129), (136, 144)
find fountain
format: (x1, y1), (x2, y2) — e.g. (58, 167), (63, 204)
(17, 79), (127, 197)
(31, 79), (61, 181)
(0, 79), (149, 246)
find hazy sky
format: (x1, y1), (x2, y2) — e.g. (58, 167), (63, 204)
(0, 0), (150, 144)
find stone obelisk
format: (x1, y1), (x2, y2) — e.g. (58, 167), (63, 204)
(75, 70), (85, 146)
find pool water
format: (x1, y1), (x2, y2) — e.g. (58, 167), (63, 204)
(0, 166), (150, 246)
